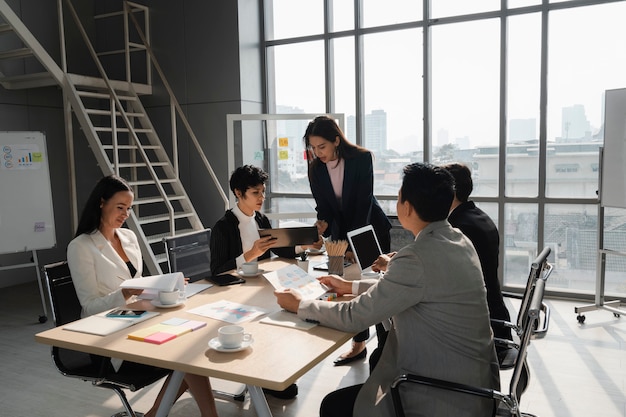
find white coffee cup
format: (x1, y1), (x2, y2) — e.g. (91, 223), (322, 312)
(241, 262), (259, 275)
(218, 325), (252, 349)
(158, 289), (180, 305)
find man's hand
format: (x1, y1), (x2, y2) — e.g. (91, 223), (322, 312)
(317, 275), (352, 296)
(274, 288), (302, 313)
(371, 251), (397, 272)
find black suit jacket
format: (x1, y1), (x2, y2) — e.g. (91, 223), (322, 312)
(309, 151), (391, 252)
(448, 201), (512, 340)
(210, 209), (296, 275)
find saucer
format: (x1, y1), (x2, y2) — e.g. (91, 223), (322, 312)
(151, 299), (185, 308)
(306, 248), (326, 255)
(208, 337), (254, 352)
(236, 269), (267, 277)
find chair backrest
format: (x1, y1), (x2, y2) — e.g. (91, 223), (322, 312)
(507, 276), (547, 409)
(164, 229), (212, 282)
(515, 246), (551, 335)
(43, 261), (82, 326)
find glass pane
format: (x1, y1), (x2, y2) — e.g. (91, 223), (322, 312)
(362, 0), (422, 28)
(431, 1), (500, 18)
(332, 36), (356, 138)
(432, 19), (500, 197)
(509, 0), (540, 7)
(506, 13), (541, 198)
(545, 204), (598, 293)
(264, 119), (312, 195)
(267, 197), (318, 225)
(602, 207), (626, 298)
(546, 3), (626, 198)
(266, 0), (323, 40)
(362, 29), (423, 196)
(503, 203), (538, 288)
(271, 41), (325, 113)
(331, 0), (354, 32)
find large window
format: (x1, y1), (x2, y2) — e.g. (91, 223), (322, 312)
(262, 0), (626, 298)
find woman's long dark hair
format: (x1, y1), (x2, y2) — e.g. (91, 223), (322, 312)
(303, 115), (368, 170)
(75, 175), (133, 237)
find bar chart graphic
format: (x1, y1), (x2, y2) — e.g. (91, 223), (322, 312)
(1, 143), (43, 170)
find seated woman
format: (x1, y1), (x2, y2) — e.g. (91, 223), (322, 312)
(210, 164), (320, 275)
(67, 174), (219, 417)
(210, 164), (320, 399)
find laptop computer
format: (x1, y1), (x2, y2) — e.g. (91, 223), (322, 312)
(346, 225), (383, 276)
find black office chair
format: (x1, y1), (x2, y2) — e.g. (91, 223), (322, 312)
(495, 247), (553, 371)
(391, 276), (549, 417)
(163, 229), (248, 402)
(43, 261), (170, 417)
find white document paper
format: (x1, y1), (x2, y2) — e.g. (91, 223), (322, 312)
(260, 309), (318, 330)
(119, 272), (183, 292)
(264, 264), (328, 300)
(187, 300), (268, 324)
(63, 310), (160, 336)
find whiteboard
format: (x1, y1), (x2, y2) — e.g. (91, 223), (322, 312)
(601, 88), (626, 208)
(0, 131), (56, 253)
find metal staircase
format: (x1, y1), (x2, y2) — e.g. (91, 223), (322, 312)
(0, 0), (228, 274)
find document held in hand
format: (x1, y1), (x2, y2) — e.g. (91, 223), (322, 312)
(119, 272), (184, 292)
(264, 264), (328, 300)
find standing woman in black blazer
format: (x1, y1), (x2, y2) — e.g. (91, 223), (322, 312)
(304, 115), (391, 366)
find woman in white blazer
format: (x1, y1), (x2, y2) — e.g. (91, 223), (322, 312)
(67, 175), (219, 417)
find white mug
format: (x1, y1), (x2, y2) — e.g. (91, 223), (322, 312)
(218, 325), (252, 349)
(158, 289), (180, 305)
(241, 262), (259, 275)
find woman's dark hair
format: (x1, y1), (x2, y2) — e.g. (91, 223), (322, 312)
(75, 175), (133, 237)
(229, 164), (269, 197)
(441, 162), (473, 202)
(400, 163), (455, 222)
(303, 115), (368, 168)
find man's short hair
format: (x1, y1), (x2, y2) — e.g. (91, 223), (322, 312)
(442, 162), (473, 203)
(401, 163), (455, 222)
(229, 164), (269, 195)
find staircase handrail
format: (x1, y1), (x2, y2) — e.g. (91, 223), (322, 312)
(124, 1), (229, 211)
(62, 0), (177, 235)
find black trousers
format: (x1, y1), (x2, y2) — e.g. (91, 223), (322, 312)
(320, 384), (363, 417)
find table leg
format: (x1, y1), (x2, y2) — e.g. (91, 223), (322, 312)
(156, 370), (185, 417)
(247, 385), (272, 417)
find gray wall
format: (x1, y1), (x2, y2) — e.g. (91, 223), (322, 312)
(0, 0), (263, 287)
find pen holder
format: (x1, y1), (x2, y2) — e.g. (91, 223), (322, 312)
(327, 255), (344, 276)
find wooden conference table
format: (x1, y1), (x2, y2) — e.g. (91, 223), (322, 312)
(35, 255), (360, 417)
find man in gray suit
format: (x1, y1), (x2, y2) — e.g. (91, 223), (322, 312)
(275, 162), (500, 417)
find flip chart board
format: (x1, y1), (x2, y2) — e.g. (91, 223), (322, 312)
(0, 131), (56, 253)
(601, 88), (626, 209)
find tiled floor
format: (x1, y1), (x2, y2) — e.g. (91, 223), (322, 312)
(2, 280), (625, 417)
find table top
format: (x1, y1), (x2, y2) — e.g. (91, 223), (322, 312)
(35, 255), (359, 391)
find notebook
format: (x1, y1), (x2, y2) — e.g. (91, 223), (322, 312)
(346, 225), (383, 275)
(63, 310), (160, 336)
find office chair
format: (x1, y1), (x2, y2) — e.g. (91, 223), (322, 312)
(163, 229), (248, 402)
(391, 276), (549, 417)
(43, 261), (170, 417)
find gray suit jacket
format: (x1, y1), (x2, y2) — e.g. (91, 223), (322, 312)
(298, 220), (500, 417)
(67, 228), (142, 317)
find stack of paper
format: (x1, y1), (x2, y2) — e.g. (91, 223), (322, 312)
(119, 272), (183, 292)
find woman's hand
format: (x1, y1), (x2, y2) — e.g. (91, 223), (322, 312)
(121, 288), (143, 300)
(245, 235), (278, 261)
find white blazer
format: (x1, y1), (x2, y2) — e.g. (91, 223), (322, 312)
(67, 228), (143, 317)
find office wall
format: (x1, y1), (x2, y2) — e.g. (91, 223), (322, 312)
(0, 0), (263, 286)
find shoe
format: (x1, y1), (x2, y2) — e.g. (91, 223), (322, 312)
(263, 383), (298, 399)
(333, 347), (367, 366)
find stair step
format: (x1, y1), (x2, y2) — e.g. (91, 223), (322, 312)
(110, 161), (169, 168)
(134, 194), (186, 205)
(137, 212), (196, 225)
(86, 109), (145, 117)
(128, 178), (177, 186)
(0, 72), (57, 89)
(0, 47), (32, 60)
(77, 90), (138, 100)
(102, 144), (161, 150)
(0, 24), (14, 34)
(95, 127), (153, 133)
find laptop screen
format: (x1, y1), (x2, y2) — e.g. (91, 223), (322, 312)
(347, 225), (382, 271)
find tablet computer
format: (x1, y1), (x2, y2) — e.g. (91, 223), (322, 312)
(258, 226), (318, 247)
(208, 274), (245, 286)
(347, 225), (383, 275)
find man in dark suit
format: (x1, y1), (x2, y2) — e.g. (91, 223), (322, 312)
(443, 163), (514, 351)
